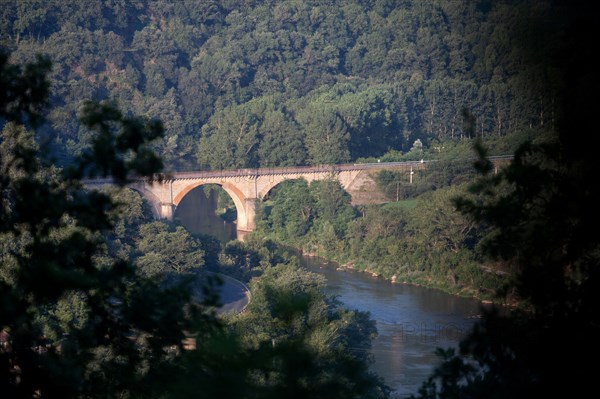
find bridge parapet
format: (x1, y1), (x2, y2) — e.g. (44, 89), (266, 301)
(154, 160), (430, 182)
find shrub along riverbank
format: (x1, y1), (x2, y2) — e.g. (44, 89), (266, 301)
(249, 138), (530, 303)
(252, 185), (507, 302)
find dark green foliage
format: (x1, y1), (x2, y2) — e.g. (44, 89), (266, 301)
(197, 102), (261, 169)
(310, 179), (356, 237)
(264, 179), (316, 240)
(0, 51), (209, 397)
(375, 161), (477, 202)
(255, 173), (501, 297)
(231, 262), (389, 399)
(257, 108), (306, 167)
(70, 100), (164, 183)
(375, 169), (431, 201)
(342, 186), (498, 296)
(135, 221), (205, 278)
(100, 186), (154, 262)
(411, 2), (600, 396)
(297, 107), (351, 165)
(4, 0), (593, 395)
(1, 52), (389, 399)
(257, 177), (356, 251)
(2, 0), (561, 170)
(0, 52), (50, 127)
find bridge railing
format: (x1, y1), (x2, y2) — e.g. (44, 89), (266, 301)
(83, 155), (514, 183)
(161, 160), (437, 180)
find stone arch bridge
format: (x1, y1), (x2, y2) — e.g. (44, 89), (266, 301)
(86, 157), (511, 234)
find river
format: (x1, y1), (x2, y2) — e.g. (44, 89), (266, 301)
(302, 256), (484, 398)
(175, 188), (486, 398)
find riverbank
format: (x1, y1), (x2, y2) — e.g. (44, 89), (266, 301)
(300, 252), (486, 398)
(283, 243), (515, 307)
(252, 179), (514, 307)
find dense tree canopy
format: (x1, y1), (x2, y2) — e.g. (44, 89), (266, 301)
(1, 50), (388, 398)
(135, 221), (205, 278)
(230, 262), (388, 399)
(411, 2), (600, 397)
(1, 0), (561, 170)
(0, 50), (200, 398)
(3, 1), (596, 397)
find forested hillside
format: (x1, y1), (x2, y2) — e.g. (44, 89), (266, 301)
(1, 0), (559, 170)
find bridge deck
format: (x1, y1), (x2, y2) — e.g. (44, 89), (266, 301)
(165, 161), (425, 180)
(160, 155), (512, 181)
(85, 155), (513, 183)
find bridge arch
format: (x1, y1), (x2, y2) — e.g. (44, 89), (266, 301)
(256, 173), (342, 200)
(128, 186), (162, 220)
(259, 178), (300, 201)
(172, 181), (253, 232)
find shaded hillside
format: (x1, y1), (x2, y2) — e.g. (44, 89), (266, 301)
(1, 0), (561, 169)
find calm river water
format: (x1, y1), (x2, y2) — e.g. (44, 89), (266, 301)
(302, 257), (484, 397)
(175, 189), (486, 398)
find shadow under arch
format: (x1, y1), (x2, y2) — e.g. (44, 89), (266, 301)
(173, 182), (247, 241)
(128, 186), (162, 219)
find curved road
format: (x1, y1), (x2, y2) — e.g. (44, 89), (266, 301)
(200, 272), (251, 314)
